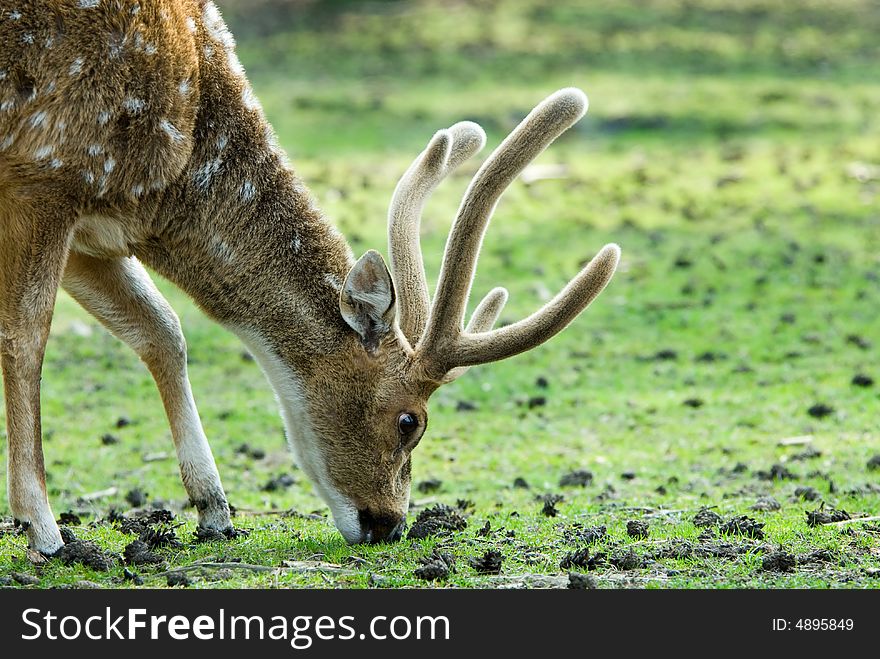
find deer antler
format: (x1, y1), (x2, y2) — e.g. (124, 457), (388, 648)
(388, 88), (620, 380)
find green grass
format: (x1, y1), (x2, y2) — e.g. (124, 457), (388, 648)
(1, 0), (878, 589)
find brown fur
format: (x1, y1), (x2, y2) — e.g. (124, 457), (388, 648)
(1, 1), (619, 550)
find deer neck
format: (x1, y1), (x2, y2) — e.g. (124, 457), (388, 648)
(135, 64), (355, 372)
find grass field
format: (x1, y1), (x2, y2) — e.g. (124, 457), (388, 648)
(1, 0), (878, 589)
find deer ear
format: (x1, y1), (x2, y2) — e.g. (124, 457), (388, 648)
(340, 250), (397, 353)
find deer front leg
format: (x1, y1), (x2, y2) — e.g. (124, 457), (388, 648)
(62, 252), (235, 535)
(0, 202), (75, 555)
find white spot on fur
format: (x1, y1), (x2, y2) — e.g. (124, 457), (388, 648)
(49, 158), (63, 169)
(29, 111), (48, 128)
(215, 133), (228, 150)
(241, 87), (260, 111)
(291, 235), (302, 252)
(87, 144), (103, 156)
(103, 157), (116, 173)
(22, 33), (34, 44)
(203, 44), (214, 59)
(160, 119), (184, 143)
(1, 100), (14, 112)
(144, 43), (157, 56)
(45, 80), (56, 93)
(82, 170), (95, 184)
(69, 58), (83, 76)
(130, 3), (139, 15)
(44, 35), (54, 49)
(123, 97), (145, 114)
(323, 273), (342, 291)
(134, 32), (144, 50)
(78, 0), (100, 7)
(34, 145), (54, 159)
(186, 17), (196, 33)
(0, 70), (6, 80)
(192, 158), (222, 190)
(0, 135), (14, 150)
(97, 111), (111, 125)
(9, 10), (21, 20)
(178, 79), (191, 96)
(211, 238), (234, 263)
(239, 181), (255, 202)
(131, 183), (144, 197)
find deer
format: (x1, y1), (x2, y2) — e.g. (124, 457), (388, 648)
(0, 0), (620, 554)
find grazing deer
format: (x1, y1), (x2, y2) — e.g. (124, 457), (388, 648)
(0, 0), (620, 553)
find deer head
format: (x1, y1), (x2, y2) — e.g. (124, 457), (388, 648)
(286, 88), (620, 544)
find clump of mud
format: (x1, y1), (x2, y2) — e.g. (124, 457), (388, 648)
(794, 486), (820, 501)
(560, 548), (593, 570)
(416, 478), (442, 494)
(407, 504), (468, 540)
(626, 520), (649, 539)
(468, 550), (503, 575)
(609, 549), (645, 571)
(756, 464), (797, 481)
(568, 572), (598, 589)
(692, 508), (723, 528)
(561, 523), (607, 545)
(123, 540), (163, 567)
(750, 496), (781, 512)
(536, 493), (564, 517)
(806, 507), (850, 527)
(413, 551), (455, 581)
(762, 551), (796, 572)
(866, 455), (880, 471)
(719, 515), (765, 539)
(54, 540), (115, 571)
(57, 512), (82, 526)
(166, 572), (191, 587)
(262, 473), (296, 492)
(125, 488), (148, 507)
(107, 509), (175, 536)
(559, 470), (593, 488)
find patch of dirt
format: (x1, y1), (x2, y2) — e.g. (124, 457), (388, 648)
(140, 525), (183, 549)
(866, 455), (880, 471)
(537, 493), (563, 517)
(54, 541), (116, 571)
(59, 527), (78, 545)
(561, 523), (607, 545)
(806, 507), (850, 527)
(790, 447), (822, 461)
(262, 473), (296, 492)
(568, 572), (598, 589)
(807, 403), (834, 419)
(719, 516), (765, 539)
(125, 488), (148, 507)
(101, 433), (120, 445)
(512, 477), (530, 489)
(750, 496), (781, 512)
(626, 520), (649, 539)
(123, 540), (162, 566)
(692, 508), (723, 528)
(407, 504), (468, 540)
(416, 478), (442, 494)
(414, 551), (455, 581)
(762, 551), (796, 572)
(609, 549), (645, 571)
(794, 486), (820, 501)
(756, 464), (797, 481)
(455, 400), (478, 412)
(469, 550), (503, 575)
(166, 572), (191, 587)
(236, 443), (266, 460)
(683, 397), (705, 408)
(559, 470), (593, 487)
(851, 374), (874, 387)
(107, 509), (175, 536)
(560, 548), (597, 570)
(57, 512), (82, 526)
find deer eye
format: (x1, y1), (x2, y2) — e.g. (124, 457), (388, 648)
(397, 412), (419, 435)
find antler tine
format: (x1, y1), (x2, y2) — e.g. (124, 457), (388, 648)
(449, 243), (620, 371)
(388, 121), (486, 344)
(419, 88), (589, 371)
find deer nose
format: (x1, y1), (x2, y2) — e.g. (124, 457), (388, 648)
(358, 509), (406, 544)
